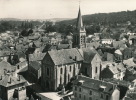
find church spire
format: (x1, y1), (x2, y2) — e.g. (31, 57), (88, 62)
(76, 5), (84, 31)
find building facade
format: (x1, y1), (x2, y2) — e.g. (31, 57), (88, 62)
(80, 48), (102, 80)
(0, 74), (26, 100)
(41, 48), (83, 91)
(73, 75), (120, 100)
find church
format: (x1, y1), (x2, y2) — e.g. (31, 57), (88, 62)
(73, 6), (86, 48)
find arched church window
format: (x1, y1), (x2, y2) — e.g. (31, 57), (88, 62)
(60, 68), (63, 74)
(47, 68), (49, 76)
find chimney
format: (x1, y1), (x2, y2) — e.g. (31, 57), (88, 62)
(75, 56), (77, 61)
(0, 75), (2, 80)
(8, 77), (11, 84)
(17, 75), (20, 81)
(4, 70), (6, 75)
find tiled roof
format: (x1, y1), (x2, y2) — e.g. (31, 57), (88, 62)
(0, 74), (26, 87)
(57, 44), (70, 50)
(47, 48), (83, 65)
(73, 75), (116, 94)
(83, 51), (96, 63)
(0, 50), (11, 57)
(104, 78), (131, 87)
(29, 52), (46, 61)
(108, 65), (119, 74)
(115, 49), (122, 55)
(0, 61), (16, 75)
(113, 40), (127, 49)
(29, 61), (41, 70)
(86, 42), (100, 49)
(123, 58), (136, 67)
(42, 44), (57, 52)
(33, 41), (42, 48)
(116, 63), (126, 72)
(78, 47), (100, 63)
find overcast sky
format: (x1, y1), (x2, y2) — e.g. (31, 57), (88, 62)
(0, 0), (136, 19)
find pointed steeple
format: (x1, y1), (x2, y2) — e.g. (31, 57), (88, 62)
(76, 6), (84, 31)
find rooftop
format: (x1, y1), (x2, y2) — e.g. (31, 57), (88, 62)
(73, 75), (117, 94)
(46, 48), (83, 66)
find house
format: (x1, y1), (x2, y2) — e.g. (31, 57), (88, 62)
(29, 61), (41, 80)
(0, 61), (16, 75)
(80, 48), (102, 79)
(104, 78), (130, 100)
(16, 61), (28, 71)
(112, 40), (127, 49)
(123, 84), (136, 100)
(123, 48), (133, 60)
(0, 74), (27, 100)
(128, 35), (136, 45)
(73, 75), (120, 100)
(114, 49), (123, 62)
(41, 48), (83, 91)
(86, 42), (100, 49)
(29, 52), (46, 63)
(101, 39), (113, 45)
(103, 52), (115, 61)
(101, 63), (126, 80)
(0, 50), (12, 62)
(127, 32), (136, 36)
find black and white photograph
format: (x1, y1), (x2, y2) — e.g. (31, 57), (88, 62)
(0, 0), (136, 100)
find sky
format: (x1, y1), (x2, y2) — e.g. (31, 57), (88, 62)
(0, 0), (136, 19)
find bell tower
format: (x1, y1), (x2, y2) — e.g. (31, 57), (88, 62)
(73, 6), (86, 48)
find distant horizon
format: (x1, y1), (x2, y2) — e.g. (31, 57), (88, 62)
(0, 9), (136, 20)
(0, 0), (136, 19)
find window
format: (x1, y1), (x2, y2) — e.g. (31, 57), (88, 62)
(84, 95), (86, 100)
(75, 86), (77, 91)
(90, 90), (92, 95)
(60, 77), (62, 84)
(70, 66), (71, 72)
(60, 68), (63, 74)
(95, 67), (97, 73)
(78, 64), (80, 69)
(68, 74), (70, 82)
(79, 87), (82, 92)
(17, 65), (19, 69)
(47, 68), (49, 76)
(75, 92), (77, 97)
(106, 95), (109, 100)
(89, 97), (92, 100)
(79, 94), (81, 98)
(85, 67), (87, 74)
(101, 93), (104, 99)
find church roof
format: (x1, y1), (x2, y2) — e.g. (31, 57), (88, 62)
(47, 48), (83, 66)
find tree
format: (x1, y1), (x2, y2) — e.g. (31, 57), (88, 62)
(28, 29), (33, 35)
(21, 29), (28, 36)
